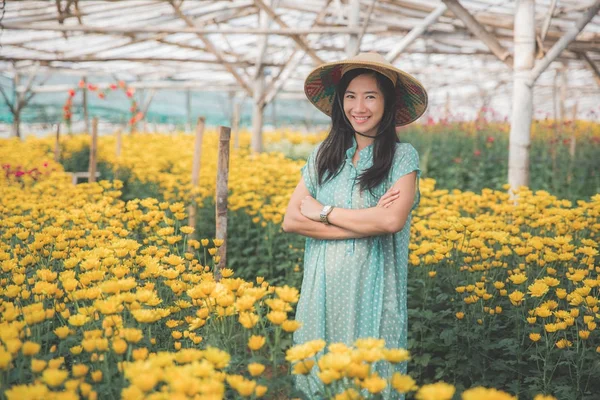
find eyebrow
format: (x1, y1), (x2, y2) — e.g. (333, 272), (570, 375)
(345, 90), (379, 95)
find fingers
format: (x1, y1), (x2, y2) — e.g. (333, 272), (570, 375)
(377, 189), (400, 207)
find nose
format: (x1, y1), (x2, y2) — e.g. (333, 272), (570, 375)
(355, 97), (367, 112)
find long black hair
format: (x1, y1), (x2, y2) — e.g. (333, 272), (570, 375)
(315, 68), (399, 194)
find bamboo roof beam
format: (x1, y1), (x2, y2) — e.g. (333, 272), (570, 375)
(1, 22), (382, 36)
(0, 56), (272, 67)
(20, 82), (244, 93)
(259, 0), (333, 106)
(357, 0), (378, 47)
(253, 0), (325, 65)
(441, 0), (513, 68)
(540, 0), (558, 43)
(529, 0), (600, 83)
(259, 0), (335, 106)
(169, 0), (253, 97)
(577, 51), (600, 87)
(386, 3), (447, 63)
(260, 50), (305, 107)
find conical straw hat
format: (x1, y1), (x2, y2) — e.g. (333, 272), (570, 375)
(304, 52), (428, 127)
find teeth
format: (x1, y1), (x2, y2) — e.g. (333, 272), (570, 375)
(354, 116), (368, 121)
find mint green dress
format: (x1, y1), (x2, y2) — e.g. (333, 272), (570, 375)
(293, 136), (420, 399)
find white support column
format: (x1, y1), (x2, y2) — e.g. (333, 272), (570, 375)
(508, 0), (535, 191)
(251, 0), (271, 154)
(346, 0), (360, 57)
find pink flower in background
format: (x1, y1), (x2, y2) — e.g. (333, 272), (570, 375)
(474, 149), (481, 156)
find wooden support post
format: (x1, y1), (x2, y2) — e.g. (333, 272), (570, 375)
(82, 77), (90, 134)
(570, 101), (578, 158)
(271, 100), (277, 128)
(508, 0), (535, 192)
(187, 117), (206, 243)
(215, 126), (231, 279)
(115, 129), (122, 158)
(252, 88), (264, 153)
(566, 100), (579, 186)
(89, 117), (98, 183)
(232, 100), (241, 149)
(11, 73), (21, 139)
(186, 89), (192, 133)
(54, 123), (61, 162)
(559, 63), (567, 123)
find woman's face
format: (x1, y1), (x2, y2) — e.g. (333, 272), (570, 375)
(343, 73), (385, 137)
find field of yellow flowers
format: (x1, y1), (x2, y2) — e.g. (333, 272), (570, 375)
(1, 125), (598, 399)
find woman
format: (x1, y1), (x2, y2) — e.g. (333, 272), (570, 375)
(282, 52), (427, 399)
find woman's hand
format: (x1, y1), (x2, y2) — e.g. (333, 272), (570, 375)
(300, 195), (324, 222)
(376, 188), (401, 208)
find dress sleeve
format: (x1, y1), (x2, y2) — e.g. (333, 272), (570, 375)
(300, 144), (320, 198)
(391, 143), (421, 211)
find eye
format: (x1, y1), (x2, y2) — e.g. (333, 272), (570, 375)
(366, 95), (376, 99)
(345, 94), (355, 99)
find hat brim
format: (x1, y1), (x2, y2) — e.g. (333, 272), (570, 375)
(304, 60), (428, 127)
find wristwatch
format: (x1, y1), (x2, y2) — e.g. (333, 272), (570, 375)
(320, 205), (335, 225)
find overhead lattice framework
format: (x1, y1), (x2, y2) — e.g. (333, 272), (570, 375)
(1, 0), (599, 121)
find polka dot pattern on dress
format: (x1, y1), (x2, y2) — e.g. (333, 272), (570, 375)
(294, 136), (421, 399)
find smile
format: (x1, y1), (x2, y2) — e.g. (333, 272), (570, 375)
(352, 116), (370, 124)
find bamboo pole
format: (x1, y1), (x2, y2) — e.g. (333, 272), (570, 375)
(386, 3), (447, 63)
(232, 100), (241, 149)
(186, 89), (192, 133)
(82, 77), (90, 134)
(54, 123), (61, 162)
(559, 63), (567, 123)
(529, 1), (600, 83)
(3, 22), (380, 36)
(569, 101), (578, 158)
(11, 73), (21, 139)
(215, 126), (231, 279)
(442, 0), (513, 68)
(89, 117), (98, 183)
(187, 117), (206, 244)
(508, 0), (535, 192)
(346, 0), (360, 57)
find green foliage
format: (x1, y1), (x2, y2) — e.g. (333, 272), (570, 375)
(192, 196), (305, 288)
(407, 263), (600, 400)
(399, 123), (600, 202)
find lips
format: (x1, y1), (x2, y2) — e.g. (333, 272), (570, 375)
(352, 116), (370, 124)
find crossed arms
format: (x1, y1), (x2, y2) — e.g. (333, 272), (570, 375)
(282, 171), (417, 240)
